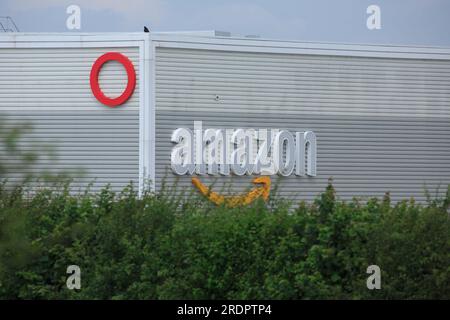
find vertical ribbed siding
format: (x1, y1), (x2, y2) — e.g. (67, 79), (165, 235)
(155, 47), (450, 203)
(0, 47), (140, 191)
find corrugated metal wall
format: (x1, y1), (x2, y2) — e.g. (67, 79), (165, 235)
(155, 47), (450, 203)
(0, 46), (140, 191)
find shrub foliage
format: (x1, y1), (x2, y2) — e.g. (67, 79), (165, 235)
(0, 181), (449, 299)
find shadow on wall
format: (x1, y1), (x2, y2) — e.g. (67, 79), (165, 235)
(0, 113), (84, 188)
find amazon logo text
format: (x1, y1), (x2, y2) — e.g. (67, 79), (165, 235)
(170, 121), (317, 177)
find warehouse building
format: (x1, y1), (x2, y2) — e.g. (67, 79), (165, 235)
(0, 31), (449, 203)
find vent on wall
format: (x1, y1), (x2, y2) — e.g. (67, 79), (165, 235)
(0, 16), (19, 32)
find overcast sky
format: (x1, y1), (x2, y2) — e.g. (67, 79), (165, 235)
(1, 0), (449, 46)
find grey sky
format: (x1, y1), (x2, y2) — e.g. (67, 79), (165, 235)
(1, 0), (449, 46)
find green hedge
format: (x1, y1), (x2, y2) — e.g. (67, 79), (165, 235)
(0, 181), (449, 299)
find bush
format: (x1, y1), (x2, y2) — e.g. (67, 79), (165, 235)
(0, 181), (449, 299)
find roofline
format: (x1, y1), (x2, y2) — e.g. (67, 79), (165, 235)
(0, 32), (450, 59)
(0, 32), (150, 43)
(152, 33), (450, 60)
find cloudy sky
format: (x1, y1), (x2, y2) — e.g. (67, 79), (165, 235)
(1, 0), (449, 46)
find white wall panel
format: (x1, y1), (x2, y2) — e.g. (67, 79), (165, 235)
(0, 46), (141, 191)
(155, 47), (450, 203)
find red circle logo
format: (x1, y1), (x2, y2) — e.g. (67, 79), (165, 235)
(90, 52), (136, 107)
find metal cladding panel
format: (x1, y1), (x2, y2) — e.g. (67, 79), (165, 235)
(155, 47), (450, 203)
(0, 46), (140, 191)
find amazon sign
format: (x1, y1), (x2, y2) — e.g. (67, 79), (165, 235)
(171, 121), (317, 177)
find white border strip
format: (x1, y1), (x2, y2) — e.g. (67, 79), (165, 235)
(138, 33), (155, 194)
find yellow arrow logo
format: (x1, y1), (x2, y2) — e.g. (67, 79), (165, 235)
(191, 176), (271, 207)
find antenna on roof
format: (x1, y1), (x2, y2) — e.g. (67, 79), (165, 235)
(144, 26), (150, 33)
(0, 16), (19, 32)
